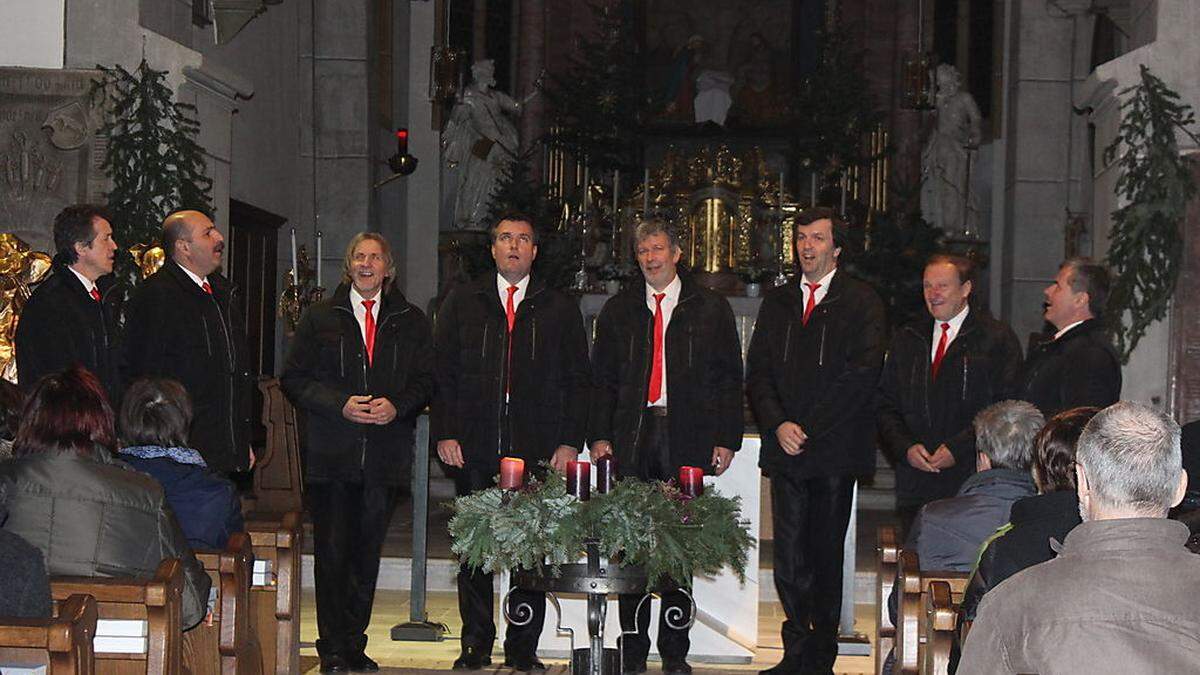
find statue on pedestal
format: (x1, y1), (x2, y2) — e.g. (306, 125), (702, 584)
(441, 60), (529, 230)
(921, 64), (982, 238)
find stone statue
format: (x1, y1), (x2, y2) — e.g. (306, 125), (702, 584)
(441, 60), (533, 230)
(921, 64), (982, 238)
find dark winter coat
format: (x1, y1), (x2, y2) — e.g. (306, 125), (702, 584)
(878, 308), (1023, 505)
(281, 283), (435, 485)
(15, 262), (122, 402)
(746, 271), (886, 479)
(118, 448), (245, 550)
(1018, 318), (1121, 416)
(432, 275), (590, 471)
(0, 489), (51, 619)
(122, 260), (253, 473)
(589, 274), (744, 471)
(0, 447), (211, 629)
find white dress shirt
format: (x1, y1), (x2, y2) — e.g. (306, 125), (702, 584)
(930, 304), (970, 362)
(646, 274), (682, 407)
(67, 265), (100, 298)
(497, 274), (530, 313)
(177, 263), (210, 291)
(1054, 320), (1085, 341)
(801, 268), (837, 310)
(349, 286), (380, 346)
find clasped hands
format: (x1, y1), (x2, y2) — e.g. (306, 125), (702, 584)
(906, 443), (956, 472)
(342, 395), (397, 425)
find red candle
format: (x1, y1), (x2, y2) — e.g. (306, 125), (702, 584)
(499, 457), (525, 489)
(566, 460), (591, 501)
(678, 466), (704, 498)
(594, 455), (616, 494)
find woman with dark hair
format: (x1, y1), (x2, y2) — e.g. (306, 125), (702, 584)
(118, 378), (243, 550)
(0, 366), (210, 629)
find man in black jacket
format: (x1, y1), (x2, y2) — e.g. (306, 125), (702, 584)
(1018, 257), (1121, 415)
(590, 219), (744, 675)
(282, 232), (435, 673)
(123, 209), (254, 473)
(16, 204), (121, 401)
(746, 207), (886, 675)
(878, 253), (1023, 533)
(432, 212), (591, 672)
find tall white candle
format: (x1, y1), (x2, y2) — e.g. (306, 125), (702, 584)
(643, 167), (650, 214)
(315, 231), (322, 286)
(290, 228), (298, 286)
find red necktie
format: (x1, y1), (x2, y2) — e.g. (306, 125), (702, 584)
(202, 281), (213, 295)
(362, 299), (376, 365)
(931, 322), (950, 380)
(802, 283), (821, 325)
(505, 286), (517, 393)
(647, 292), (665, 404)
(89, 287), (101, 302)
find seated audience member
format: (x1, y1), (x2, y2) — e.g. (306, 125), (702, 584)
(959, 402), (1200, 674)
(0, 380), (21, 460)
(0, 366), (211, 629)
(0, 483), (51, 618)
(958, 406), (1099, 622)
(905, 400), (1043, 571)
(118, 378), (243, 550)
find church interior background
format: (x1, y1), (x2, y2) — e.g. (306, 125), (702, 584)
(2, 0), (1200, 672)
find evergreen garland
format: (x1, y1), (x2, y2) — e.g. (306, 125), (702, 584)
(89, 59), (213, 282)
(1103, 65), (1198, 362)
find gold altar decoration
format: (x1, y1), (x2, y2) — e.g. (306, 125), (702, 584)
(130, 243), (166, 279)
(0, 234), (53, 384)
(278, 244), (323, 334)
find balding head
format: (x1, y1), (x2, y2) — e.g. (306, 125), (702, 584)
(163, 210), (224, 276)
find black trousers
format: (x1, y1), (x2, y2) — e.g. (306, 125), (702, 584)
(617, 410), (692, 664)
(769, 472), (856, 674)
(308, 480), (399, 658)
(454, 468), (546, 660)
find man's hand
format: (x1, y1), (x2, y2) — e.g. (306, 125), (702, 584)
(550, 445), (580, 473)
(437, 439), (464, 468)
(368, 397), (397, 425)
(590, 440), (613, 460)
(776, 421), (808, 456)
(342, 395), (374, 424)
(248, 447), (256, 470)
(906, 443), (939, 472)
(711, 446), (735, 476)
(929, 444), (956, 470)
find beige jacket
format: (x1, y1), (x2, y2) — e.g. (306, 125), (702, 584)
(958, 518), (1200, 674)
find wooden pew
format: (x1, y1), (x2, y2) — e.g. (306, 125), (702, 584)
(894, 551), (969, 675)
(0, 594), (98, 675)
(51, 558), (184, 675)
(243, 513), (303, 675)
(187, 533), (262, 675)
(253, 378), (304, 515)
(922, 581), (957, 675)
(876, 526), (900, 675)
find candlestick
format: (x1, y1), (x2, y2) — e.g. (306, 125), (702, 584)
(583, 165), (590, 210)
(841, 179), (847, 215)
(290, 228), (298, 285)
(499, 457), (525, 490)
(594, 455), (616, 494)
(810, 173), (817, 206)
(779, 170), (785, 207)
(679, 465), (704, 498)
(612, 169), (620, 259)
(315, 231), (322, 286)
(566, 460), (591, 501)
(643, 166), (650, 214)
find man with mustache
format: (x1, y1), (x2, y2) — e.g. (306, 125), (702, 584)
(1018, 257), (1120, 416)
(16, 204), (122, 403)
(123, 209), (254, 473)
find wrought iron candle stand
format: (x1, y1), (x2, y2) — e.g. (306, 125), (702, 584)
(506, 541), (695, 675)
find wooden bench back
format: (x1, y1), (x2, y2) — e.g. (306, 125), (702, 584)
(50, 558), (184, 675)
(0, 594), (98, 675)
(895, 551), (968, 675)
(243, 513), (303, 675)
(188, 533), (262, 675)
(253, 378), (304, 515)
(876, 525), (899, 675)
(922, 581), (958, 675)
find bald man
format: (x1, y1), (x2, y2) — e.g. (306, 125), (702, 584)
(123, 210), (254, 473)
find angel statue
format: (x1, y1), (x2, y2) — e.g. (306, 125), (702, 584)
(441, 60), (540, 230)
(921, 64), (982, 238)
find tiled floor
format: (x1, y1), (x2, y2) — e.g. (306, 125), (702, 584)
(298, 590), (879, 674)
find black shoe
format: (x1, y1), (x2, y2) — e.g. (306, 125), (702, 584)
(452, 647), (493, 671)
(662, 659), (693, 675)
(621, 662), (646, 675)
(346, 652), (379, 672)
(759, 657), (804, 674)
(319, 654), (350, 673)
(503, 655), (547, 671)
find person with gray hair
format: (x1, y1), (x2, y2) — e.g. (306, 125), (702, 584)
(960, 402), (1200, 674)
(902, 400), (1042, 572)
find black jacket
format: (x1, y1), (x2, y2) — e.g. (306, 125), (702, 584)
(15, 262), (122, 402)
(878, 308), (1023, 504)
(432, 275), (590, 471)
(1018, 318), (1121, 416)
(281, 283), (435, 485)
(122, 260), (253, 473)
(746, 271), (886, 478)
(589, 274), (744, 471)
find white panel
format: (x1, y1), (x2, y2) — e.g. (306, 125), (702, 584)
(0, 0), (65, 68)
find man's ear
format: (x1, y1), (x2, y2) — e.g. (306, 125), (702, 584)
(1171, 469), (1189, 509)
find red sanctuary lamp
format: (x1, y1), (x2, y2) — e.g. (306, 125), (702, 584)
(678, 466), (704, 498)
(499, 457), (525, 489)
